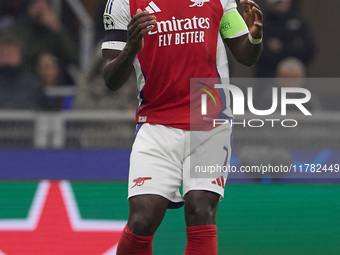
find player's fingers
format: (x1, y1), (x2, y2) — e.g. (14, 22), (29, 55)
(240, 0), (260, 12)
(242, 3), (251, 12)
(129, 15), (156, 29)
(241, 0), (260, 9)
(249, 0), (260, 10)
(138, 20), (156, 36)
(132, 15), (156, 27)
(254, 22), (263, 29)
(128, 15), (156, 33)
(240, 0), (249, 11)
(132, 10), (149, 21)
(253, 6), (263, 23)
(139, 25), (154, 38)
(130, 10), (150, 26)
(129, 19), (156, 40)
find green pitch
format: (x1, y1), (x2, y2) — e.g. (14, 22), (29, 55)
(0, 182), (339, 254)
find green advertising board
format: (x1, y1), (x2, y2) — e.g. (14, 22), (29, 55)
(0, 182), (339, 254)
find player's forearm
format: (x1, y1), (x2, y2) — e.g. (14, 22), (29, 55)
(235, 35), (263, 67)
(103, 48), (136, 91)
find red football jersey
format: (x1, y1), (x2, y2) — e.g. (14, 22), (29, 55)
(102, 0), (248, 130)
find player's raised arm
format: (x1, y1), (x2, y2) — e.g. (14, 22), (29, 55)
(224, 0), (263, 66)
(102, 9), (156, 91)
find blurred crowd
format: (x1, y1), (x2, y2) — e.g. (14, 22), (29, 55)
(0, 0), (137, 111)
(256, 0), (315, 78)
(0, 0), (330, 112)
(0, 0), (76, 110)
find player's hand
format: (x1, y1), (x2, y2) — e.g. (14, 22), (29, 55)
(126, 9), (156, 55)
(240, 0), (263, 39)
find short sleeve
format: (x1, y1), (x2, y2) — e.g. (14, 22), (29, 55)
(219, 0), (249, 39)
(102, 0), (131, 50)
(222, 0), (237, 15)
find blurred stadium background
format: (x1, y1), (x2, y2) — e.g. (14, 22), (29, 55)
(0, 0), (339, 254)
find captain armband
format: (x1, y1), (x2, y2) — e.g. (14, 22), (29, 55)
(219, 9), (247, 39)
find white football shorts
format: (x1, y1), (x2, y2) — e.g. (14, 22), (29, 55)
(128, 122), (232, 205)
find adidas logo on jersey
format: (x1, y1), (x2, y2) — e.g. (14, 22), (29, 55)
(189, 0), (210, 8)
(145, 1), (161, 14)
(212, 176), (225, 188)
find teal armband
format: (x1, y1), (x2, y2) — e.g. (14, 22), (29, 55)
(219, 9), (247, 39)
